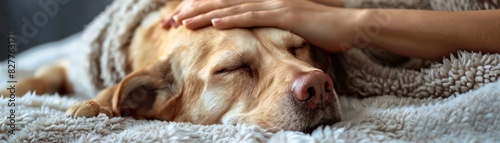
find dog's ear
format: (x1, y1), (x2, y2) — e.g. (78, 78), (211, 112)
(111, 63), (181, 120)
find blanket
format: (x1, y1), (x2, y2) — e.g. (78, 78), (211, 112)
(2, 0), (500, 142)
(1, 81), (499, 142)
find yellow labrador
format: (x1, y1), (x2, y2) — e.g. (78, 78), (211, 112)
(2, 1), (342, 132)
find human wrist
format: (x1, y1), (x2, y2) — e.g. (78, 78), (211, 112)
(326, 8), (374, 50)
(306, 7), (358, 52)
(346, 9), (391, 49)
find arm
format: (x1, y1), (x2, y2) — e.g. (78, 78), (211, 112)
(161, 0), (500, 60)
(346, 9), (500, 60)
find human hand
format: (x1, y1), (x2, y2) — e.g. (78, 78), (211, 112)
(162, 0), (358, 52)
(161, 0), (343, 29)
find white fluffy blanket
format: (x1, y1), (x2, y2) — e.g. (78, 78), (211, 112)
(2, 0), (500, 142)
(1, 81), (500, 142)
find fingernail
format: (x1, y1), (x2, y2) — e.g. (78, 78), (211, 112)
(211, 18), (222, 24)
(173, 15), (179, 22)
(182, 18), (192, 25)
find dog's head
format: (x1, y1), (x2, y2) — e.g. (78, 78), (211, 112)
(112, 2), (342, 133)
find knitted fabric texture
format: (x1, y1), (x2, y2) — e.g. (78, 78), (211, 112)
(81, 0), (166, 90)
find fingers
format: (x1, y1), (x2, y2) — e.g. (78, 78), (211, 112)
(211, 10), (286, 30)
(182, 3), (274, 29)
(174, 0), (264, 24)
(161, 0), (199, 29)
(161, 3), (183, 29)
(161, 0), (265, 29)
(161, 16), (179, 29)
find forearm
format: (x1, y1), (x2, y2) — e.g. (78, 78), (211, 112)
(353, 9), (500, 60)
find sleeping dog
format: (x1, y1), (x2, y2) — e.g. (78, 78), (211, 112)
(1, 1), (342, 132)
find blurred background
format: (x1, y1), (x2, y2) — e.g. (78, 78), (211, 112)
(0, 0), (113, 61)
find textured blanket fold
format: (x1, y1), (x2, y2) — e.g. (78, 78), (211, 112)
(337, 49), (500, 98)
(1, 0), (500, 142)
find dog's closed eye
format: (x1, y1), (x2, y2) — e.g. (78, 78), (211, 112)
(288, 42), (308, 56)
(214, 64), (252, 75)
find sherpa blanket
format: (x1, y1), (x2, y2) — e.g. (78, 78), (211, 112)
(2, 0), (500, 142)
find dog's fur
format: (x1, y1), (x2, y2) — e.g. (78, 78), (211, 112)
(1, 2), (342, 132)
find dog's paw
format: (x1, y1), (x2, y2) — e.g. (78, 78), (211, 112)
(0, 90), (9, 98)
(65, 100), (113, 118)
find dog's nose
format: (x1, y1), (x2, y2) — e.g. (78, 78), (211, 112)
(292, 71), (334, 109)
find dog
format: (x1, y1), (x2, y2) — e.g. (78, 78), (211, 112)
(1, 1), (342, 132)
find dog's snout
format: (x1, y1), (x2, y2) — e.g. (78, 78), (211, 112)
(292, 71), (334, 109)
